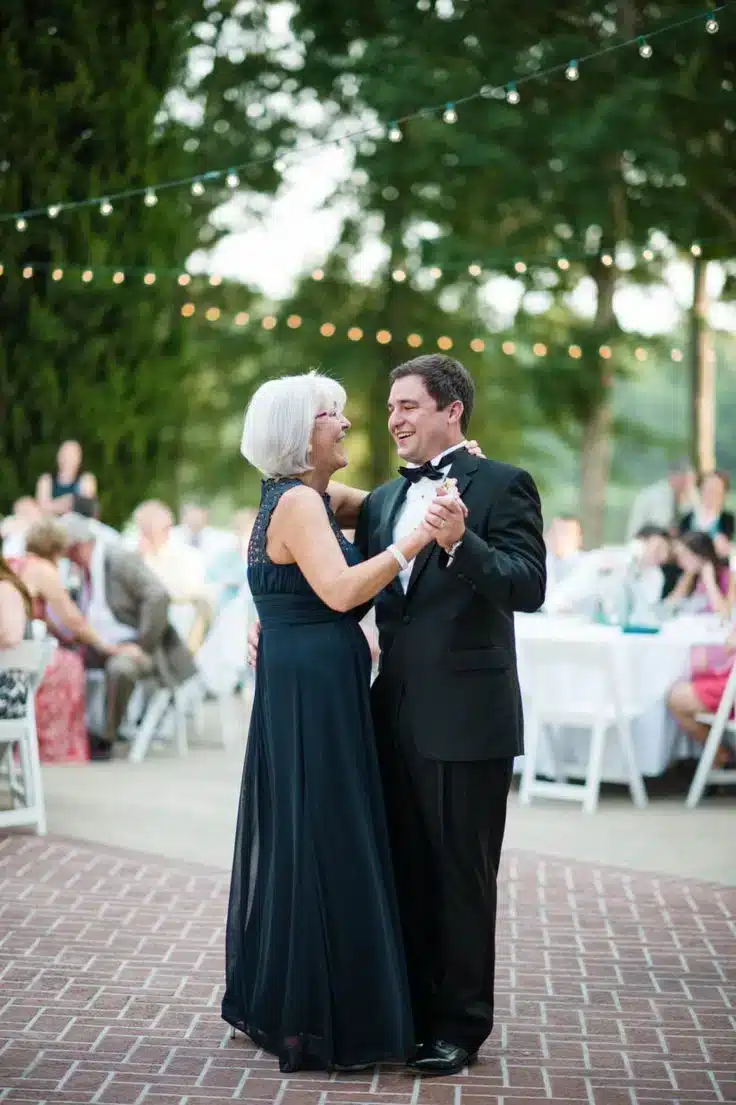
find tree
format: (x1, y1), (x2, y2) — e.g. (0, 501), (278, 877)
(0, 0), (287, 524)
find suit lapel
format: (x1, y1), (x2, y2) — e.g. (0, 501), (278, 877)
(379, 479), (409, 593)
(405, 447), (479, 598)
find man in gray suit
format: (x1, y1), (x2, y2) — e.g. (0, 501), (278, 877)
(59, 513), (196, 760)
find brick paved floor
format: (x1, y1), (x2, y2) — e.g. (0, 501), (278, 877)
(0, 835), (734, 1105)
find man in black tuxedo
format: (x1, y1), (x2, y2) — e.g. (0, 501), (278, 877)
(354, 354), (546, 1075)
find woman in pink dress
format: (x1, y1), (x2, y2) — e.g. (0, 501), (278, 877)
(10, 519), (120, 764)
(668, 628), (736, 769)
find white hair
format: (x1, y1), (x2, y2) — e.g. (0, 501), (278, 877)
(240, 371), (347, 478)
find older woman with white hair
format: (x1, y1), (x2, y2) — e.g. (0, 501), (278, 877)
(222, 371), (454, 1073)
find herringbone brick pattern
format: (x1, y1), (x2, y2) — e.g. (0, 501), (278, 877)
(0, 835), (733, 1105)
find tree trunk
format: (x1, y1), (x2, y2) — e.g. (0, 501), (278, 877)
(578, 260), (616, 549)
(689, 257), (715, 474)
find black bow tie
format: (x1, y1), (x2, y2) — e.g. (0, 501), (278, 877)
(398, 450), (460, 484)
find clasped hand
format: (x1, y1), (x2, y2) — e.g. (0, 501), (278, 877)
(421, 483), (467, 550)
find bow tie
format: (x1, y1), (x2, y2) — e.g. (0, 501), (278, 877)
(398, 450), (459, 484)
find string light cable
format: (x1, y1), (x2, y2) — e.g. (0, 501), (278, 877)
(0, 4), (729, 227)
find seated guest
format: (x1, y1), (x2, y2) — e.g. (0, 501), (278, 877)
(679, 470), (734, 560)
(36, 440), (97, 517)
(10, 519), (132, 762)
(545, 514), (584, 590)
(665, 532), (732, 618)
(136, 500), (215, 651)
(173, 503), (236, 571)
(58, 513), (196, 760)
(1, 497), (43, 558)
(0, 556), (33, 720)
(626, 458), (697, 540)
(208, 508), (256, 609)
(667, 626), (736, 769)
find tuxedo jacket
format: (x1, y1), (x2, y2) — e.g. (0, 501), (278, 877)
(354, 448), (546, 761)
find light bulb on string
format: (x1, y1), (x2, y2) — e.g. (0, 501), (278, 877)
(48, 205), (61, 218)
(144, 273), (156, 285)
(144, 190), (158, 207)
(392, 268), (407, 282)
(642, 248), (654, 261)
(226, 172), (239, 188)
(209, 274), (222, 286)
(0, 265), (4, 276)
(112, 271), (125, 284)
(191, 180), (205, 196)
(705, 12), (719, 33)
(506, 82), (520, 105)
(429, 266), (442, 279)
(388, 122), (403, 142)
(100, 199), (113, 215)
(514, 261), (527, 274)
(468, 264), (482, 277)
(558, 258), (570, 270)
(273, 158), (286, 173)
(82, 270), (93, 282)
(15, 218), (26, 231)
(443, 103), (457, 124)
(177, 274), (191, 286)
(601, 253), (614, 266)
(51, 268), (63, 281)
(565, 59), (579, 81)
(22, 266), (33, 279)
(691, 243), (702, 257)
(638, 37), (653, 58)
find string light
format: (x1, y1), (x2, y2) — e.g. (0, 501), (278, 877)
(671, 348), (684, 362)
(565, 60), (579, 81)
(599, 345), (612, 359)
(347, 327), (363, 341)
(558, 258), (570, 270)
(209, 274), (222, 286)
(634, 347), (647, 361)
(437, 336), (453, 350)
(533, 342), (547, 356)
(22, 266), (33, 279)
(262, 315), (277, 329)
(468, 264), (482, 277)
(82, 270), (93, 282)
(469, 338), (485, 353)
(312, 268), (324, 281)
(15, 218), (26, 231)
(48, 205), (61, 218)
(52, 268), (63, 281)
(429, 266), (443, 279)
(388, 122), (403, 142)
(569, 344), (582, 359)
(0, 264), (4, 276)
(376, 329), (392, 344)
(181, 303), (195, 317)
(191, 181), (205, 196)
(235, 312), (249, 326)
(287, 314), (302, 328)
(177, 274), (191, 286)
(392, 268), (407, 282)
(506, 83), (520, 105)
(502, 341), (516, 355)
(144, 272), (156, 285)
(442, 103), (458, 123)
(690, 243), (702, 257)
(642, 248), (654, 261)
(638, 36), (653, 57)
(112, 271), (125, 283)
(705, 12), (719, 33)
(514, 261), (527, 274)
(143, 190), (158, 207)
(601, 253), (614, 266)
(226, 172), (240, 188)
(100, 200), (113, 216)
(320, 322), (336, 337)
(206, 306), (221, 321)
(407, 333), (423, 348)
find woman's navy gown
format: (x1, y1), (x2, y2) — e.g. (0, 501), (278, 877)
(222, 478), (413, 1071)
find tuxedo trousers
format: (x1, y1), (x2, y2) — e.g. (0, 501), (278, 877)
(372, 675), (514, 1053)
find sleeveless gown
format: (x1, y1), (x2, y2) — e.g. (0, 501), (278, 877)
(222, 478), (413, 1072)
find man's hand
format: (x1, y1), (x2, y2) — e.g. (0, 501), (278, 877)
(425, 489), (466, 550)
(247, 621), (261, 668)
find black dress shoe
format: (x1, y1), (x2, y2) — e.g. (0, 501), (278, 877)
(89, 737), (114, 762)
(407, 1040), (477, 1076)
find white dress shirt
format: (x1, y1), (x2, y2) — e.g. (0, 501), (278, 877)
(392, 442), (467, 592)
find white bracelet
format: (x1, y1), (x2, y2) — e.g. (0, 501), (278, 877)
(388, 543), (409, 571)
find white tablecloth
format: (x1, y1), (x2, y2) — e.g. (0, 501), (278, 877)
(514, 614), (728, 781)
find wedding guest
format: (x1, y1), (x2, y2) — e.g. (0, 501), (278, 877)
(667, 627), (736, 769)
(0, 557), (33, 720)
(173, 503), (236, 573)
(679, 470), (734, 559)
(626, 458), (697, 540)
(665, 532), (732, 618)
(10, 518), (126, 762)
(545, 514), (583, 590)
(208, 508), (256, 609)
(1, 497), (43, 558)
(58, 513), (196, 760)
(36, 440), (97, 516)
(136, 500), (215, 651)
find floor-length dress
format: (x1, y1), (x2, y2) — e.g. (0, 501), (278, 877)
(222, 478), (413, 1071)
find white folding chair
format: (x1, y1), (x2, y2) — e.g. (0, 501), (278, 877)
(0, 640), (55, 835)
(519, 635), (648, 814)
(686, 662), (736, 808)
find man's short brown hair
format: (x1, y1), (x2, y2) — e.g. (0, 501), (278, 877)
(389, 354), (475, 434)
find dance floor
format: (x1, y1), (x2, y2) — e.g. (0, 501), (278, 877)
(0, 835), (733, 1105)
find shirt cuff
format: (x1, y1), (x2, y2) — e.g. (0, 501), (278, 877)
(446, 538), (463, 564)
